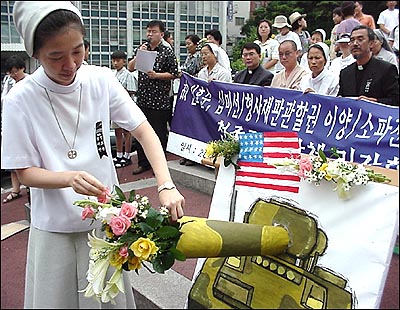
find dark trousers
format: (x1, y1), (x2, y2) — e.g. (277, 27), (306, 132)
(136, 107), (169, 168)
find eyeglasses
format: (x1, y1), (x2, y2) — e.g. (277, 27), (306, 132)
(278, 51), (294, 58)
(349, 36), (367, 45)
(242, 52), (258, 58)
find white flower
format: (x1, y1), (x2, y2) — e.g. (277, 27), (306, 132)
(87, 230), (117, 250)
(140, 209), (148, 219)
(80, 257), (110, 301)
(101, 268), (125, 304)
(98, 206), (120, 224)
(159, 206), (169, 216)
(326, 161), (341, 178)
(140, 196), (149, 205)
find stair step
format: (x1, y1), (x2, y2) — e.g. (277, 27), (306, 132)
(168, 160), (216, 196)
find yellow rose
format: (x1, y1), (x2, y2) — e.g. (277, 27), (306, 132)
(130, 237), (159, 260)
(109, 251), (128, 269)
(128, 255), (142, 271)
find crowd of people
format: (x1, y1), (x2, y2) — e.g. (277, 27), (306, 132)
(0, 1), (399, 308)
(3, 1), (399, 180)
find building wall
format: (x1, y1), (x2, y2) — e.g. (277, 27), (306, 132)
(1, 1), (234, 72)
(226, 1), (251, 55)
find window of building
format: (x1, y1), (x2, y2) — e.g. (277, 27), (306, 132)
(158, 2), (166, 13)
(167, 2), (174, 13)
(150, 1), (158, 12)
(100, 1), (108, 11)
(235, 17), (245, 26)
(180, 2), (187, 14)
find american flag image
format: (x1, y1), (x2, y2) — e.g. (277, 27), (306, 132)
(235, 132), (301, 194)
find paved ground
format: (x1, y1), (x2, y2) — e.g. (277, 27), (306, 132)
(1, 152), (399, 309)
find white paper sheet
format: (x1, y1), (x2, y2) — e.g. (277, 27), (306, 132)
(135, 49), (157, 73)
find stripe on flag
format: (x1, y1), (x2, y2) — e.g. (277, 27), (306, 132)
(235, 132), (301, 194)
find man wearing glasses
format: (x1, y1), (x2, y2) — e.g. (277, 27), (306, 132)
(128, 20), (180, 174)
(270, 40), (308, 90)
(233, 42), (274, 86)
(338, 25), (399, 106)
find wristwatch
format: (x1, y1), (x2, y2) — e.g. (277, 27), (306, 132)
(157, 181), (176, 193)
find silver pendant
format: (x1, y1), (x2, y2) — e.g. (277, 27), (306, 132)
(68, 149), (78, 159)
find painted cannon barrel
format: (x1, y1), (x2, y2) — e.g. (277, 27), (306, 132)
(176, 216), (289, 258)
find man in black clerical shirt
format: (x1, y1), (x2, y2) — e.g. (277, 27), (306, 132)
(338, 25), (399, 106)
(233, 42), (274, 86)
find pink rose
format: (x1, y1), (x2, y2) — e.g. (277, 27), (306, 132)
(81, 206), (96, 220)
(110, 215), (131, 236)
(97, 187), (111, 204)
(119, 245), (129, 258)
(298, 157), (313, 178)
(119, 202), (138, 220)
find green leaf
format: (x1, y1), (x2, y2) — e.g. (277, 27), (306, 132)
(128, 190), (136, 202)
(137, 222), (156, 234)
(170, 248), (186, 261)
(145, 208), (164, 228)
(160, 252), (176, 270)
(114, 185), (126, 201)
(151, 258), (165, 274)
(318, 149), (327, 162)
(156, 226), (179, 238)
(118, 230), (138, 244)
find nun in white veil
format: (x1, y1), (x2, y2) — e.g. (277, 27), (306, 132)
(197, 42), (232, 82)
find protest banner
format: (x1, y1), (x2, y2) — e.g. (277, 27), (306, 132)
(168, 73), (399, 169)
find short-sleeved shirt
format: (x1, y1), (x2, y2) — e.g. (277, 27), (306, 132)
(1, 65), (146, 232)
(134, 42), (179, 110)
(254, 38), (280, 74)
(113, 66), (137, 93)
(377, 8), (399, 38)
(337, 18), (361, 39)
(181, 51), (203, 76)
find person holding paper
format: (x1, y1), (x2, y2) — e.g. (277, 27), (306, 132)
(128, 20), (180, 175)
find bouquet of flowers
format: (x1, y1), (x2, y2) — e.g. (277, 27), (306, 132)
(74, 185), (186, 304)
(205, 132), (240, 170)
(270, 148), (391, 200)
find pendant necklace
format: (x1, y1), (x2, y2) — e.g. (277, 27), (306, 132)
(44, 85), (82, 159)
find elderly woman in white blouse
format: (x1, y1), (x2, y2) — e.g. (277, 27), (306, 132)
(299, 42), (339, 96)
(197, 43), (232, 83)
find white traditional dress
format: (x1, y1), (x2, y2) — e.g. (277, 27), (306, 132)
(1, 64), (146, 308)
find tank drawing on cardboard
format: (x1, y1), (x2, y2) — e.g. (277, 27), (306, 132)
(188, 197), (355, 309)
